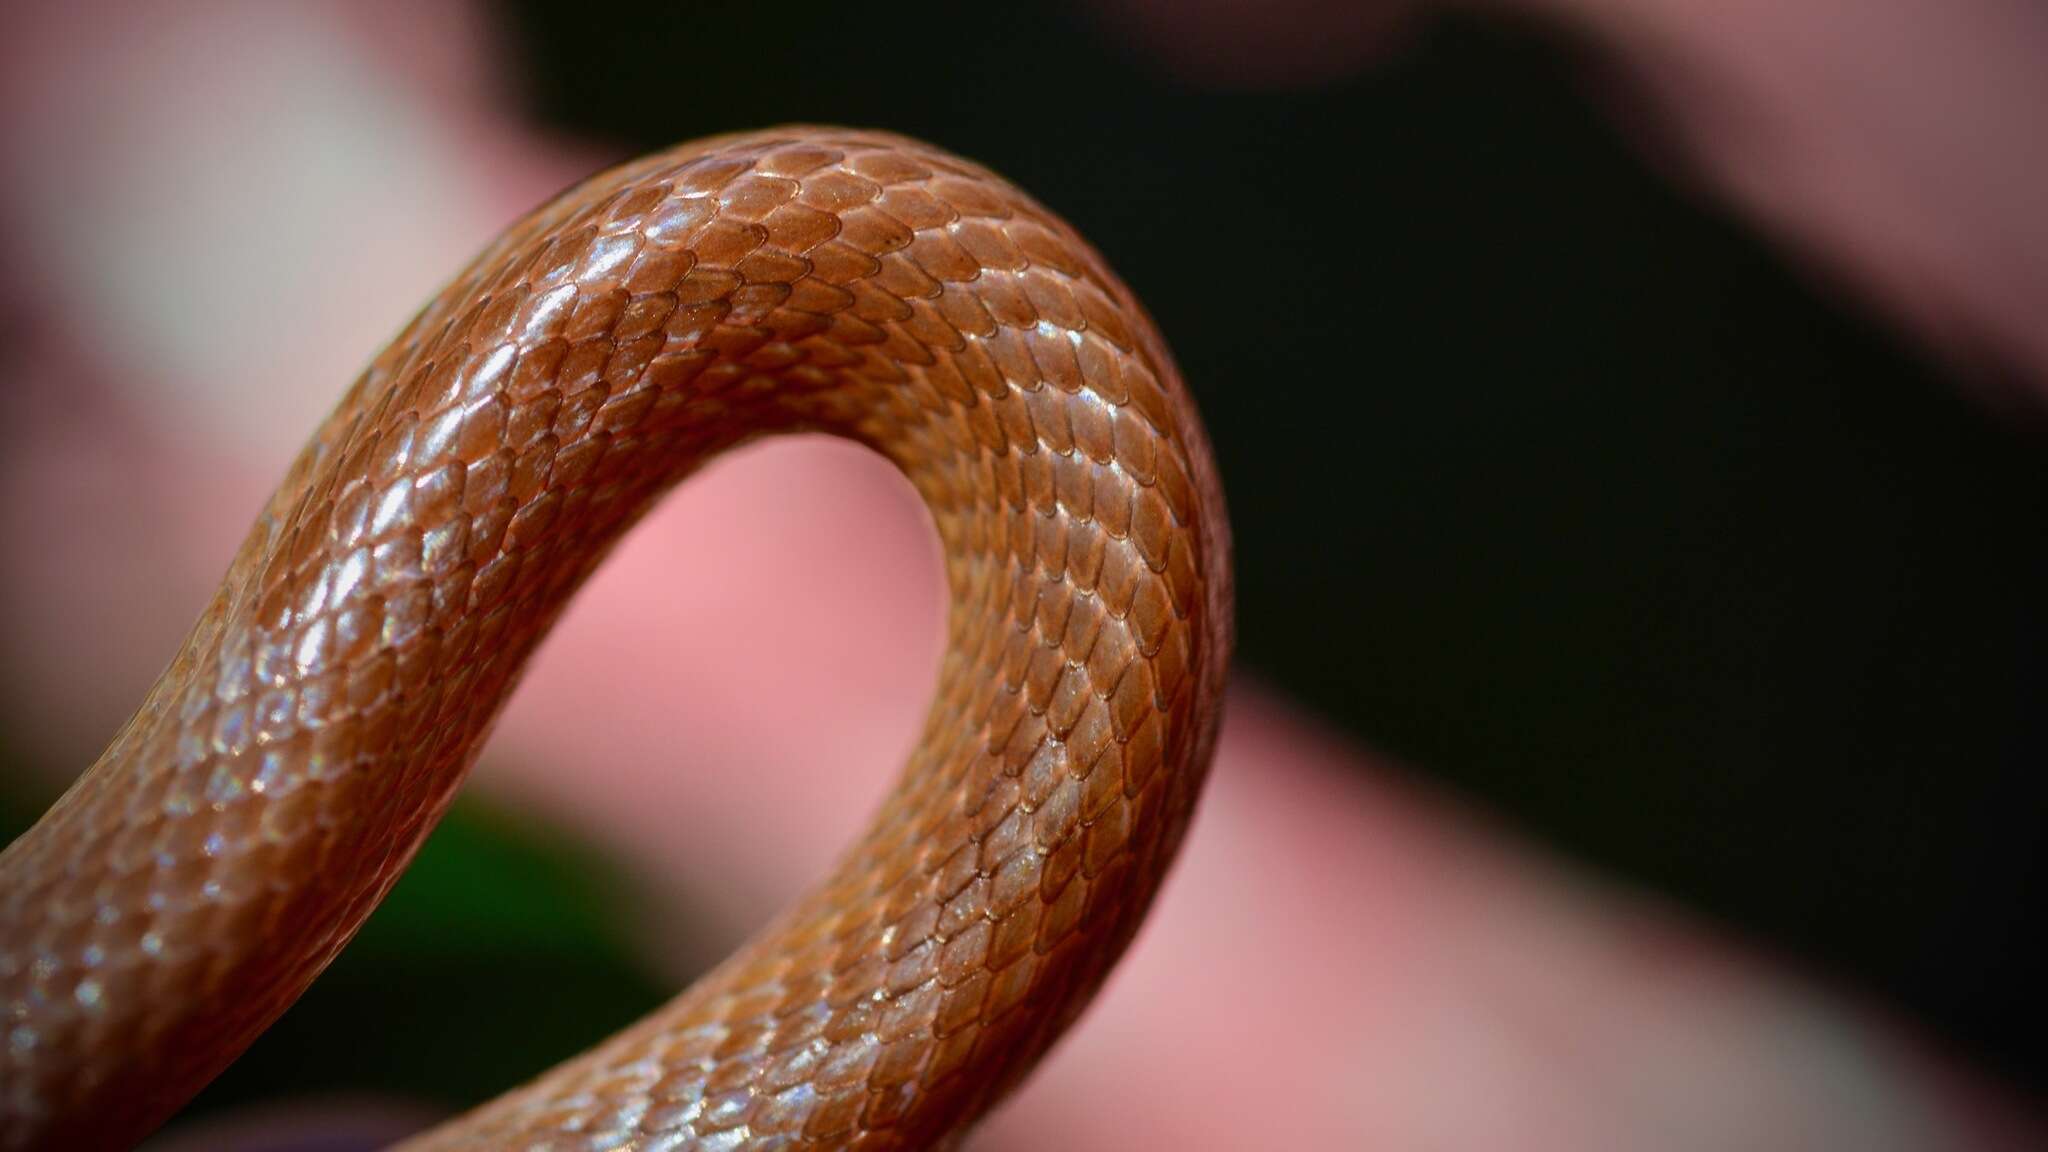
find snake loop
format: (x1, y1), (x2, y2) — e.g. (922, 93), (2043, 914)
(0, 128), (1231, 1151)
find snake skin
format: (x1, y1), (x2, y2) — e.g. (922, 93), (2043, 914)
(0, 129), (1232, 1150)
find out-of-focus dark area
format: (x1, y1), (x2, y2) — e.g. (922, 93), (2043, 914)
(497, 0), (2048, 1083)
(2, 0), (2043, 1142)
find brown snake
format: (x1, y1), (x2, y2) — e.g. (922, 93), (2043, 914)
(0, 128), (1232, 1150)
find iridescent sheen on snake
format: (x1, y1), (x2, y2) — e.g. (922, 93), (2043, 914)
(0, 129), (1232, 1151)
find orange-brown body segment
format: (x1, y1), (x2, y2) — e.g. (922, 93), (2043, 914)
(0, 128), (1231, 1151)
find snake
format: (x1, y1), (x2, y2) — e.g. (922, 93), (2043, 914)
(0, 128), (1232, 1150)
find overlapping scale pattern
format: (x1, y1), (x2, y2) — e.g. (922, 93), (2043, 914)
(0, 128), (1231, 1151)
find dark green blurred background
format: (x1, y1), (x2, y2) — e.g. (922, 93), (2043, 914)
(7, 0), (2044, 1124)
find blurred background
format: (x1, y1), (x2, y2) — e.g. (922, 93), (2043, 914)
(2, 1), (2043, 1149)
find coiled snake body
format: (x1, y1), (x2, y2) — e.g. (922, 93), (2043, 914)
(0, 129), (1232, 1150)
